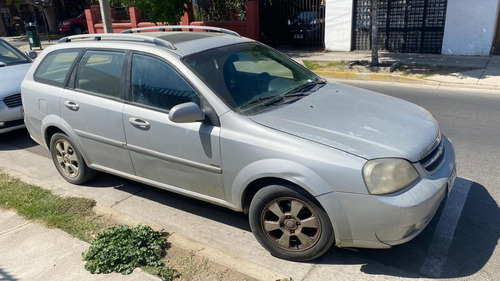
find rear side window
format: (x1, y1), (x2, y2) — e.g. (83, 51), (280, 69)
(76, 50), (125, 98)
(131, 54), (198, 111)
(34, 50), (79, 86)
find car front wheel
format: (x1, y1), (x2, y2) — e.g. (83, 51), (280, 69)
(50, 133), (95, 184)
(72, 25), (83, 35)
(249, 184), (335, 261)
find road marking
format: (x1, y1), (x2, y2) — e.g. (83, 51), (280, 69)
(419, 177), (472, 277)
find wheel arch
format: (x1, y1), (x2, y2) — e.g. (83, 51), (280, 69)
(41, 116), (92, 165)
(234, 159), (335, 211)
(233, 158), (345, 246)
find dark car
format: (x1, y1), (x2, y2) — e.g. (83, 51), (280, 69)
(58, 13), (87, 35)
(288, 9), (325, 45)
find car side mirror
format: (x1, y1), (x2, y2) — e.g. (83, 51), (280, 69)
(26, 51), (37, 59)
(168, 102), (205, 123)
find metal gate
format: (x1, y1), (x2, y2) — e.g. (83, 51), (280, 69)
(259, 0), (325, 48)
(353, 0), (448, 53)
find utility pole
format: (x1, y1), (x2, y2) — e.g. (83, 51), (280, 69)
(99, 0), (113, 33)
(370, 0), (379, 66)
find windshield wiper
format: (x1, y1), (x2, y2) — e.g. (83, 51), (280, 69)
(238, 79), (326, 112)
(284, 79), (326, 97)
(238, 95), (284, 110)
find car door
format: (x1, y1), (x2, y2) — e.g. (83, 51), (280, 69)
(60, 49), (135, 174)
(123, 53), (224, 199)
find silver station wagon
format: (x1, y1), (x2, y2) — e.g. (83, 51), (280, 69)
(21, 26), (456, 261)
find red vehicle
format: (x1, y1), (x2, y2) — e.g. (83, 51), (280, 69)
(58, 13), (87, 35)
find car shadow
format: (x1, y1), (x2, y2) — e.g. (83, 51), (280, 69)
(84, 174), (497, 279)
(86, 172), (252, 230)
(0, 129), (38, 150)
(0, 267), (17, 281)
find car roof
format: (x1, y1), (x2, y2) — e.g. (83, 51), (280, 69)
(57, 28), (254, 57)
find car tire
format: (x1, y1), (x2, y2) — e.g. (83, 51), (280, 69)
(72, 25), (83, 35)
(50, 133), (95, 184)
(249, 184), (335, 261)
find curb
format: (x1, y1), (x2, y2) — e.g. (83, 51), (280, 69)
(312, 70), (425, 84)
(312, 70), (500, 92)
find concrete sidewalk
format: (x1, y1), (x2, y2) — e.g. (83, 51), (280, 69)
(0, 143), (287, 281)
(282, 49), (500, 90)
(0, 210), (159, 281)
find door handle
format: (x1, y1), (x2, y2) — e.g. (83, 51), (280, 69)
(129, 117), (151, 130)
(64, 101), (80, 111)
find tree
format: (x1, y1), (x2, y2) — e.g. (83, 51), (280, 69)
(113, 0), (190, 25)
(370, 0), (379, 66)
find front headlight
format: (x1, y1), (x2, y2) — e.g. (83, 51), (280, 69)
(363, 158), (420, 195)
(59, 22), (71, 26)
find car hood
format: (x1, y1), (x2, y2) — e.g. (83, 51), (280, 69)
(249, 83), (439, 161)
(0, 63), (31, 97)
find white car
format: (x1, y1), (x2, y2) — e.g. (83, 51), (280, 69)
(0, 38), (36, 133)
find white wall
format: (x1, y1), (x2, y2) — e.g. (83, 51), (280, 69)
(324, 0), (353, 51)
(442, 0), (500, 56)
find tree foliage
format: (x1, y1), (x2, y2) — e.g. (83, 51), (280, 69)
(113, 0), (190, 24)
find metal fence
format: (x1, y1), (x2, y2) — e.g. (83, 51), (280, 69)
(353, 0), (448, 53)
(259, 0), (325, 48)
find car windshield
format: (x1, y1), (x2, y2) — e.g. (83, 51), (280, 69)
(0, 40), (30, 66)
(183, 43), (322, 114)
(298, 11), (320, 21)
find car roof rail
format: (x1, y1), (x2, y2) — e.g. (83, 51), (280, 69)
(58, 33), (176, 50)
(121, 25), (241, 37)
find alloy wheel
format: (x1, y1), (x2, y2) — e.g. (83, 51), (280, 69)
(54, 139), (80, 178)
(261, 197), (321, 251)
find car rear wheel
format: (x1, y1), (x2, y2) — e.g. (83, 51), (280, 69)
(249, 184), (335, 261)
(50, 133), (95, 184)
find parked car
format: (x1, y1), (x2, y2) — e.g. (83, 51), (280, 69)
(0, 38), (36, 134)
(21, 26), (456, 261)
(58, 12), (87, 35)
(288, 9), (325, 44)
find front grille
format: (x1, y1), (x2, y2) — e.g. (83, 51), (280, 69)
(419, 140), (445, 174)
(3, 93), (22, 108)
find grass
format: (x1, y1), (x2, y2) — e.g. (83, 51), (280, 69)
(303, 60), (322, 70)
(0, 172), (257, 280)
(326, 61), (349, 68)
(303, 59), (479, 79)
(0, 172), (105, 242)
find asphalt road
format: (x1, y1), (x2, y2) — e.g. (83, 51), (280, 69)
(1, 81), (499, 280)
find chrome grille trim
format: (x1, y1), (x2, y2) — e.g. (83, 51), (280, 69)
(3, 93), (22, 108)
(419, 139), (445, 174)
(419, 131), (441, 160)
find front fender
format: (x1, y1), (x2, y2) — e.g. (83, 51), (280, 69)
(231, 158), (335, 209)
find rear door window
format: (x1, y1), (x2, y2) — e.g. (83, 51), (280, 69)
(34, 50), (80, 87)
(76, 50), (125, 98)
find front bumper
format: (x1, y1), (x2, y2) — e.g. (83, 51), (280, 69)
(0, 105), (25, 133)
(318, 136), (456, 249)
(58, 26), (71, 33)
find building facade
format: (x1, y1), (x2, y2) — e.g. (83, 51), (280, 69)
(325, 0), (500, 56)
